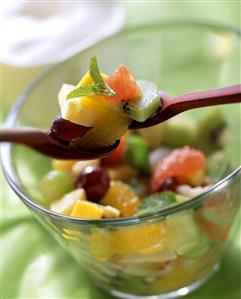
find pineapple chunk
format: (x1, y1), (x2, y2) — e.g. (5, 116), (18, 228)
(70, 200), (104, 219)
(58, 83), (74, 107)
(51, 188), (86, 215)
(58, 72), (131, 149)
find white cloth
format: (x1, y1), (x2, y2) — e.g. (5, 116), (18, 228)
(0, 1), (125, 66)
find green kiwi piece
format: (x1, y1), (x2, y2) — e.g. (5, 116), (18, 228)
(162, 114), (197, 147)
(196, 109), (230, 154)
(122, 80), (161, 122)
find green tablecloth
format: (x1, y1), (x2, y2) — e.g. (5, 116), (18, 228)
(1, 2), (241, 299)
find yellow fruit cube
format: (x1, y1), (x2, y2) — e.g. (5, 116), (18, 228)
(51, 188), (86, 215)
(52, 159), (76, 171)
(70, 200), (104, 219)
(100, 180), (140, 217)
(58, 83), (74, 107)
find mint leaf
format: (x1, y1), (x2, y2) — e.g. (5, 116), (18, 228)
(137, 191), (177, 216)
(67, 56), (115, 99)
(89, 56), (106, 88)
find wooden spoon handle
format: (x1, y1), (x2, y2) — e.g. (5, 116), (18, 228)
(168, 84), (241, 111)
(130, 84), (241, 129)
(0, 128), (47, 145)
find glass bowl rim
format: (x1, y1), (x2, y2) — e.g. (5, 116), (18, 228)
(1, 20), (241, 226)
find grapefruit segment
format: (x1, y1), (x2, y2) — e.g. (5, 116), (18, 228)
(150, 147), (205, 193)
(106, 65), (141, 102)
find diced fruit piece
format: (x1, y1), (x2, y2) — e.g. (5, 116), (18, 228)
(71, 159), (100, 178)
(102, 205), (120, 218)
(123, 80), (161, 122)
(206, 151), (232, 182)
(195, 108), (230, 153)
(58, 83), (75, 107)
(52, 159), (76, 171)
(150, 147), (205, 193)
(102, 137), (125, 165)
(162, 115), (197, 147)
(137, 192), (177, 216)
(138, 124), (165, 148)
(90, 222), (167, 260)
(76, 166), (110, 202)
(106, 65), (141, 102)
(107, 164), (138, 182)
(124, 135), (150, 175)
(41, 170), (74, 202)
(75, 110), (130, 149)
(70, 200), (104, 219)
(59, 73), (131, 149)
(166, 211), (209, 258)
(51, 188), (86, 215)
(100, 180), (140, 217)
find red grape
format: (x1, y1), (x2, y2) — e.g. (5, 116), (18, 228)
(76, 166), (110, 202)
(50, 114), (91, 141)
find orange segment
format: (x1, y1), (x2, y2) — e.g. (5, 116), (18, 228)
(151, 147), (205, 193)
(100, 180), (140, 217)
(106, 65), (141, 102)
(90, 222), (167, 261)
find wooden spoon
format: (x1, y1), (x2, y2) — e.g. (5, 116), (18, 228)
(0, 116), (119, 160)
(129, 84), (241, 129)
(1, 84), (240, 159)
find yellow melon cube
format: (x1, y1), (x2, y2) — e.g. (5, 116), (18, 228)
(70, 200), (104, 219)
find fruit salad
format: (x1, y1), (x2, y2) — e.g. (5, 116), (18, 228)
(40, 58), (235, 295)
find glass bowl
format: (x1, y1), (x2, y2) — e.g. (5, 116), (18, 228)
(1, 21), (241, 299)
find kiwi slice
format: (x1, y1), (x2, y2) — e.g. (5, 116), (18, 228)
(122, 80), (161, 122)
(162, 115), (197, 147)
(196, 109), (230, 154)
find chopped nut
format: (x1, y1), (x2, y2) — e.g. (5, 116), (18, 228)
(102, 205), (121, 218)
(176, 184), (211, 197)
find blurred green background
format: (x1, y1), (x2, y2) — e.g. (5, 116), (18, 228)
(1, 1), (240, 299)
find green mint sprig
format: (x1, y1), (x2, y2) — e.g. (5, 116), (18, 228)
(66, 56), (115, 99)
